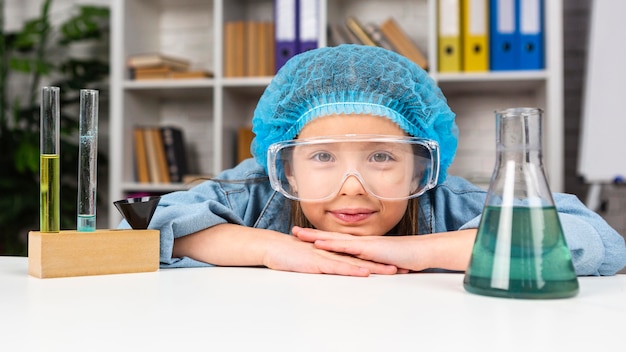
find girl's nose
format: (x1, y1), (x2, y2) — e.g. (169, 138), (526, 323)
(338, 174), (367, 196)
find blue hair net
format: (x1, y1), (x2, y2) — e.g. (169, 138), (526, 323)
(251, 44), (458, 183)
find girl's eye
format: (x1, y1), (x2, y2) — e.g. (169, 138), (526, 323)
(370, 152), (393, 163)
(312, 152), (333, 162)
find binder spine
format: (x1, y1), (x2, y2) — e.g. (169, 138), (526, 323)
(489, 0), (519, 70)
(274, 0), (299, 72)
(518, 0), (544, 70)
(462, 0), (489, 72)
(438, 0), (462, 72)
(298, 0), (319, 53)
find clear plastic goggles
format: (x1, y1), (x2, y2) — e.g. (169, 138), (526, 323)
(267, 135), (440, 201)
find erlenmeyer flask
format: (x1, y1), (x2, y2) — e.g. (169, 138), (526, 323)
(463, 108), (579, 299)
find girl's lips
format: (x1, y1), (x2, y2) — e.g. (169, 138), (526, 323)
(329, 209), (376, 223)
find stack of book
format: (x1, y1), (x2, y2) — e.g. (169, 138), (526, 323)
(127, 53), (213, 80)
(328, 16), (428, 70)
(224, 21), (276, 77)
(133, 125), (189, 184)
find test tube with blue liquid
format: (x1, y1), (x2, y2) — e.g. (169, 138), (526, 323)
(77, 89), (99, 232)
(40, 87), (61, 233)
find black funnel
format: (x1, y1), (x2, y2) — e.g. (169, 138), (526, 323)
(113, 196), (161, 229)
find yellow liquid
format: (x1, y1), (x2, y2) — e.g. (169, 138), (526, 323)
(40, 154), (60, 232)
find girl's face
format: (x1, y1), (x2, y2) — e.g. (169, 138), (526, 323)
(295, 114), (409, 236)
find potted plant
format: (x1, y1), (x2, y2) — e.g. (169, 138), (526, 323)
(0, 0), (109, 255)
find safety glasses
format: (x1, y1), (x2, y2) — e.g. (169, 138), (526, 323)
(267, 135), (440, 201)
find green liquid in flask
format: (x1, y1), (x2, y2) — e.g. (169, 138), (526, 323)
(464, 206), (579, 299)
(40, 154), (60, 232)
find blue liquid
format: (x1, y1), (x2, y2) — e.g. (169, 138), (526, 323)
(77, 214), (96, 232)
(77, 133), (97, 232)
(464, 206), (579, 299)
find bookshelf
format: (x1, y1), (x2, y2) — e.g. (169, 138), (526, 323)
(109, 0), (563, 227)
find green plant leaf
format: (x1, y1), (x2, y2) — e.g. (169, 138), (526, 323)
(8, 57), (53, 75)
(9, 57), (34, 73)
(14, 138), (40, 173)
(59, 6), (110, 44)
(35, 59), (53, 75)
(13, 18), (50, 50)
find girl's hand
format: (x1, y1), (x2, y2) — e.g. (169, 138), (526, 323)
(293, 226), (418, 272)
(262, 233), (400, 277)
(292, 226), (477, 272)
(174, 224), (400, 277)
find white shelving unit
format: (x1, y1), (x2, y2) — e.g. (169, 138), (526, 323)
(109, 0), (563, 227)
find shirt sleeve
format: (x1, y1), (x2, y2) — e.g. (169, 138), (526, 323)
(118, 159), (289, 268)
(551, 193), (626, 276)
(452, 186), (626, 276)
(148, 184), (242, 268)
(433, 177), (626, 276)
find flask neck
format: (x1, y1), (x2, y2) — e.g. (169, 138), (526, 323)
(488, 108), (552, 206)
(496, 108), (542, 153)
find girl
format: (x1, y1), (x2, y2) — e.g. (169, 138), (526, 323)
(131, 45), (626, 276)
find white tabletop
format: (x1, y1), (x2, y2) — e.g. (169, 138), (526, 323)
(1, 256), (624, 351)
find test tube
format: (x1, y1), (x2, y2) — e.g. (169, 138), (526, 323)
(77, 89), (99, 232)
(40, 87), (61, 233)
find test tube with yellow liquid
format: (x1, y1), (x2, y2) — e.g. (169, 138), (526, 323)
(40, 87), (60, 233)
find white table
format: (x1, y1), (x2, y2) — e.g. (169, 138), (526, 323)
(1, 256), (625, 351)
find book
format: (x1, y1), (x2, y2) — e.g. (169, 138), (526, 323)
(363, 23), (395, 51)
(237, 127), (255, 163)
(266, 22), (277, 75)
(169, 70), (213, 79)
(246, 21), (261, 77)
(127, 53), (191, 71)
(142, 127), (161, 183)
(131, 67), (213, 80)
(342, 22), (362, 44)
(258, 22), (276, 76)
(225, 21), (276, 77)
(328, 23), (350, 46)
(160, 126), (189, 183)
(132, 126), (190, 184)
(224, 21), (238, 77)
(224, 21), (246, 77)
(150, 127), (171, 183)
(346, 16), (377, 46)
(233, 21), (246, 77)
(131, 66), (171, 80)
(132, 127), (150, 183)
(245, 21), (275, 77)
(379, 17), (429, 70)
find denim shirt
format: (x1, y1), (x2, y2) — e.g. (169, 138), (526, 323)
(123, 158), (626, 275)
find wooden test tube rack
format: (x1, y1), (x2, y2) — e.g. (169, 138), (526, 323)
(28, 229), (159, 278)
